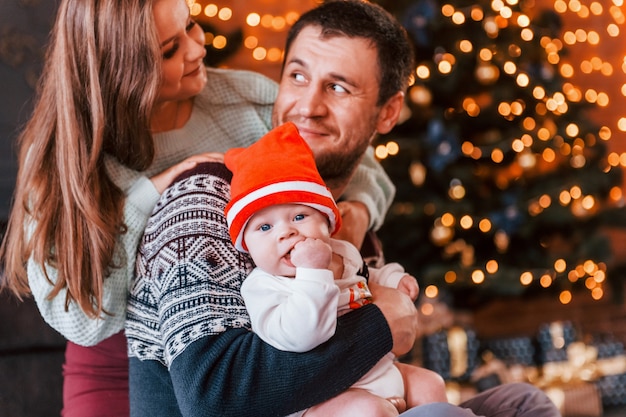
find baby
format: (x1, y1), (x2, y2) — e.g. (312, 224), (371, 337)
(225, 122), (447, 416)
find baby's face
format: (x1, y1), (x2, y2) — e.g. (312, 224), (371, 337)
(243, 203), (332, 276)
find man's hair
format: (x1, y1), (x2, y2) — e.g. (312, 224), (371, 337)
(284, 0), (415, 106)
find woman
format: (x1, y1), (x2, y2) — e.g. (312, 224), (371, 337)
(0, 0), (218, 414)
(0, 0), (394, 415)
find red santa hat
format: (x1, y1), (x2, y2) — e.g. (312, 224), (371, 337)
(225, 122), (342, 252)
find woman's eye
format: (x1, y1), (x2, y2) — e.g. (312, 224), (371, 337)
(163, 20), (196, 60)
(163, 44), (179, 60)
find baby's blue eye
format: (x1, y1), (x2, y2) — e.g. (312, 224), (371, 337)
(260, 224), (271, 232)
(294, 214), (305, 221)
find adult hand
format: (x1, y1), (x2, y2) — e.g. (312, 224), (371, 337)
(370, 282), (418, 356)
(334, 201), (370, 250)
(151, 152), (224, 194)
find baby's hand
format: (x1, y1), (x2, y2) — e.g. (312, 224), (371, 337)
(290, 238), (332, 270)
(387, 397), (407, 413)
(397, 274), (419, 301)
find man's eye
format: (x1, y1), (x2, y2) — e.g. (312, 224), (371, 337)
(292, 73), (306, 83)
(260, 224), (271, 232)
(331, 84), (348, 93)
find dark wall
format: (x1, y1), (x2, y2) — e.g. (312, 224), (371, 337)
(0, 0), (58, 220)
(0, 2), (66, 416)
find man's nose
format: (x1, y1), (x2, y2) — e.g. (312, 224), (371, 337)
(296, 86), (327, 118)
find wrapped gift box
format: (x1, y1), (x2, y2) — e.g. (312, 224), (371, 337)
(595, 373), (626, 407)
(470, 351), (539, 392)
(536, 321), (577, 365)
(445, 381), (478, 406)
(593, 338), (625, 359)
(588, 336), (626, 407)
(482, 336), (536, 367)
(544, 382), (602, 417)
(422, 326), (480, 382)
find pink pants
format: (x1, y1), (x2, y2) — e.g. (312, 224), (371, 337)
(62, 331), (129, 417)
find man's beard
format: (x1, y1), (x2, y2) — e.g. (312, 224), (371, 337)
(315, 146), (367, 191)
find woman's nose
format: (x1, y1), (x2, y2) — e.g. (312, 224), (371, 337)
(186, 24), (206, 61)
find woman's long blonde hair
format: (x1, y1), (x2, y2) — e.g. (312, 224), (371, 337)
(0, 0), (162, 318)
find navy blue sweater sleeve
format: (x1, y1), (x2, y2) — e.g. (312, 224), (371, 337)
(169, 304), (391, 417)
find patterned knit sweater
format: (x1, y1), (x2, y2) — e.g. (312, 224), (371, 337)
(126, 163), (394, 417)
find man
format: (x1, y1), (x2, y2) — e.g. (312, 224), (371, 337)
(126, 2), (560, 417)
(271, 2), (412, 251)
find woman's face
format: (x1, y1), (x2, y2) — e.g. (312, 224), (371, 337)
(153, 0), (207, 103)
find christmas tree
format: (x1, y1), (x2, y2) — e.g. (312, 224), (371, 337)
(373, 0), (625, 306)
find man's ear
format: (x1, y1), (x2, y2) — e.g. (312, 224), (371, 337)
(376, 91), (405, 135)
